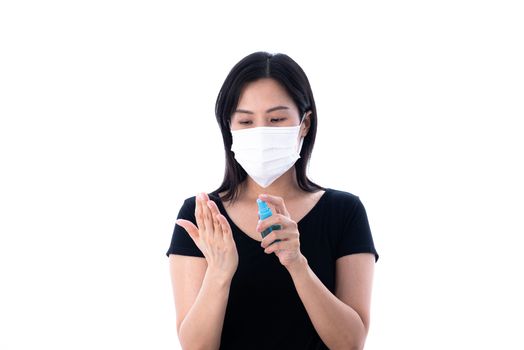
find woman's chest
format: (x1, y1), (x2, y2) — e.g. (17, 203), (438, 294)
(229, 217), (337, 295)
(225, 203), (262, 242)
(222, 193), (325, 243)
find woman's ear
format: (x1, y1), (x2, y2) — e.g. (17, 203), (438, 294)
(300, 111), (312, 138)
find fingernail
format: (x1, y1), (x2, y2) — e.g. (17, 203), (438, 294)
(260, 194), (268, 199)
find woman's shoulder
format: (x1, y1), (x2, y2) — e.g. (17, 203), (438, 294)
(175, 194), (196, 218)
(178, 190), (225, 209)
(323, 187), (361, 203)
(180, 194), (196, 205)
(321, 187), (365, 216)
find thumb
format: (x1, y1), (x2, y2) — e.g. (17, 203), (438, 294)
(176, 219), (200, 243)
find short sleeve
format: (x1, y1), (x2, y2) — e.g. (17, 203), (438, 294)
(335, 197), (379, 262)
(165, 197), (205, 258)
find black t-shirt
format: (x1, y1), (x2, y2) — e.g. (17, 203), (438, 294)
(166, 188), (379, 350)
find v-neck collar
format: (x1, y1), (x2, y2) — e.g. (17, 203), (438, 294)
(210, 188), (331, 244)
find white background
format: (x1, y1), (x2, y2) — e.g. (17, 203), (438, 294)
(1, 1), (523, 349)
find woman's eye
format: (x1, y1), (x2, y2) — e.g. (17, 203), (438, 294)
(239, 121), (252, 125)
(271, 118), (286, 123)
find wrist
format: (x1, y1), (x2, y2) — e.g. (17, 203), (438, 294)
(285, 253), (309, 276)
(204, 267), (234, 287)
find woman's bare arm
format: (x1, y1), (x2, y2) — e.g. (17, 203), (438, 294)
(286, 253), (375, 350)
(169, 193), (238, 350)
(169, 255), (232, 350)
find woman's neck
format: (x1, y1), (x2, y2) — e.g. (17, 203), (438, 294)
(240, 167), (303, 202)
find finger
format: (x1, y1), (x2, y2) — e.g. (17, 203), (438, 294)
(201, 192), (211, 202)
(217, 214), (234, 242)
(260, 229), (299, 248)
(264, 239), (299, 254)
(212, 213), (222, 238)
(176, 219), (200, 242)
(206, 199), (221, 218)
(207, 200), (222, 234)
(258, 194), (290, 217)
(256, 214), (293, 235)
(195, 194), (205, 232)
(201, 193), (215, 239)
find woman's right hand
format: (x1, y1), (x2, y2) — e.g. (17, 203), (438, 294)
(176, 192), (239, 282)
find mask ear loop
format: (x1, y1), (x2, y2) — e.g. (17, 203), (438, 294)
(297, 111), (308, 155)
(300, 111), (307, 125)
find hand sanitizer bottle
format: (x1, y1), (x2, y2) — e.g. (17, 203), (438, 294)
(257, 199), (282, 243)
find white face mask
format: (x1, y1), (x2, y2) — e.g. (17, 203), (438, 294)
(230, 115), (305, 188)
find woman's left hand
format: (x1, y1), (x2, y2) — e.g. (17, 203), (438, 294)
(257, 194), (306, 270)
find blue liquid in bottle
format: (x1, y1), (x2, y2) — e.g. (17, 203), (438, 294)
(257, 199), (281, 244)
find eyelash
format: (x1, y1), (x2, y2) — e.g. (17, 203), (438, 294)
(239, 118), (286, 125)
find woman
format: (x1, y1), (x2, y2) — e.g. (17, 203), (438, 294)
(166, 51), (379, 350)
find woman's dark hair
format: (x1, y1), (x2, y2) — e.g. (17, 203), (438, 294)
(213, 51), (324, 203)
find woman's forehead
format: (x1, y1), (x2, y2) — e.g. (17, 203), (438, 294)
(236, 79), (297, 113)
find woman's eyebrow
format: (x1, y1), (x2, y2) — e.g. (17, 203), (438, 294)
(234, 106), (290, 114)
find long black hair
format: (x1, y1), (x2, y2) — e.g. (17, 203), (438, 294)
(213, 51), (324, 203)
